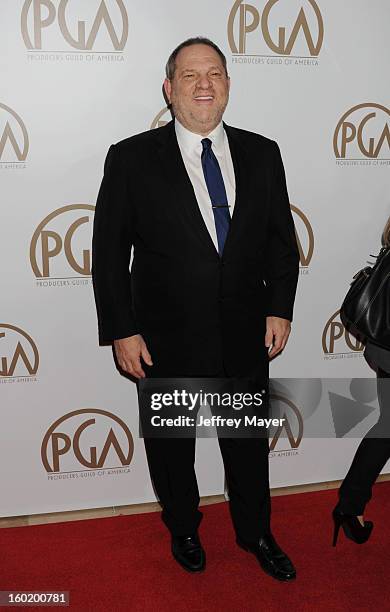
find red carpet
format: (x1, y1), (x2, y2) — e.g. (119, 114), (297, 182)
(1, 482), (389, 611)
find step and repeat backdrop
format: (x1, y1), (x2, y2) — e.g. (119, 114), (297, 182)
(1, 0), (389, 516)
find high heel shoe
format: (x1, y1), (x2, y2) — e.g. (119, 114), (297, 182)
(332, 508), (373, 546)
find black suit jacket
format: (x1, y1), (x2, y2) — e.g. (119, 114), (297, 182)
(92, 120), (299, 377)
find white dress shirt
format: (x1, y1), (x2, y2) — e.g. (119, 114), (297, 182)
(175, 119), (236, 251)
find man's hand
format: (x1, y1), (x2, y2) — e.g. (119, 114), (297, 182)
(265, 316), (291, 359)
(113, 334), (153, 379)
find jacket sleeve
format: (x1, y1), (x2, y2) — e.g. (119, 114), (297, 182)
(92, 144), (139, 343)
(263, 141), (299, 321)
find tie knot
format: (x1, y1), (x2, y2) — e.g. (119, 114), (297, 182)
(201, 138), (212, 152)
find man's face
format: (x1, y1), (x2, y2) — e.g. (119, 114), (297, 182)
(164, 44), (230, 136)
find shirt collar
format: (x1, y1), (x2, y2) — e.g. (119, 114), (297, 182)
(175, 118), (225, 154)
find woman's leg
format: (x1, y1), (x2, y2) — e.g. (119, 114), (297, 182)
(338, 367), (390, 515)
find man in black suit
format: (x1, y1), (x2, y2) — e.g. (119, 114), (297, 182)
(92, 37), (299, 580)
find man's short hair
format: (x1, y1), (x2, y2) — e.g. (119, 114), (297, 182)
(165, 37), (228, 80)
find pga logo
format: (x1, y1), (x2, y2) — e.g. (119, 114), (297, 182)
(21, 0), (128, 51)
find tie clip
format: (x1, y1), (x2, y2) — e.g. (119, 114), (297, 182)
(212, 204), (231, 209)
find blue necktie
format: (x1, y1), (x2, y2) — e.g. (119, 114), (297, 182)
(201, 138), (231, 255)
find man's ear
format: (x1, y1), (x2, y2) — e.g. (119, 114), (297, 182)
(163, 78), (172, 103)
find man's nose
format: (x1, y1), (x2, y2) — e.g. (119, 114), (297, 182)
(196, 74), (212, 89)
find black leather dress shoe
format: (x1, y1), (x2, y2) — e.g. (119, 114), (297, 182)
(171, 533), (206, 572)
(237, 533), (296, 581)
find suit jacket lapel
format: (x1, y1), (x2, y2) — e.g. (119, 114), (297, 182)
(155, 121), (219, 258)
(222, 123), (250, 259)
(154, 120), (252, 260)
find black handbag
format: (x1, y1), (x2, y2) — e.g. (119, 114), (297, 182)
(340, 246), (390, 349)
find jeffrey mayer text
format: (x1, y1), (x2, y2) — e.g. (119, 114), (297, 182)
(151, 415), (285, 429)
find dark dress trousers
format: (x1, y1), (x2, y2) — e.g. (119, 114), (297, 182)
(339, 344), (390, 515)
(92, 120), (299, 541)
